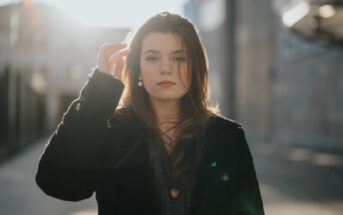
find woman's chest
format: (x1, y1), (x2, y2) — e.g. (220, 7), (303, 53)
(96, 130), (239, 214)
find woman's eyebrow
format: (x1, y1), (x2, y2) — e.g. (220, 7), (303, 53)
(143, 49), (187, 55)
(143, 50), (159, 54)
(172, 50), (187, 54)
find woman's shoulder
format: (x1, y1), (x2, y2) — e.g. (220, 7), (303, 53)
(207, 113), (243, 132)
(107, 107), (143, 131)
(204, 113), (247, 142)
(206, 114), (248, 151)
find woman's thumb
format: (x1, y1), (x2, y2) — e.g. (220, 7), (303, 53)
(113, 58), (124, 80)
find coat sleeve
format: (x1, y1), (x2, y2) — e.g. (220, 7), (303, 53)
(231, 126), (265, 215)
(35, 68), (124, 201)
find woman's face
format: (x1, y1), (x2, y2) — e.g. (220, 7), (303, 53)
(139, 32), (190, 103)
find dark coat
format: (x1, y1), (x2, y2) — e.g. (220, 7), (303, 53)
(35, 69), (265, 215)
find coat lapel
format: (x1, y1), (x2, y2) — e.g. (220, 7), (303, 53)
(104, 126), (158, 214)
(101, 115), (235, 215)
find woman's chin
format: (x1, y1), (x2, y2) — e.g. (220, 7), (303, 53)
(148, 94), (183, 103)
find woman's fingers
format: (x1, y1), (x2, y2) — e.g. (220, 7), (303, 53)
(113, 58), (124, 80)
(109, 49), (131, 80)
(97, 42), (128, 75)
(108, 49), (131, 64)
(101, 43), (126, 54)
(99, 43), (125, 59)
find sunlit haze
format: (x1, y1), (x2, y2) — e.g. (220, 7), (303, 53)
(0, 0), (188, 29)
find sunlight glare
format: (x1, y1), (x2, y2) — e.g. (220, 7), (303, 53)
(32, 0), (188, 29)
(282, 0), (310, 27)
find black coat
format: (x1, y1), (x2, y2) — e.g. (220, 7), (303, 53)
(35, 69), (265, 215)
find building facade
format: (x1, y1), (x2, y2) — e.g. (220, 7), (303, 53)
(185, 0), (343, 151)
(0, 2), (129, 161)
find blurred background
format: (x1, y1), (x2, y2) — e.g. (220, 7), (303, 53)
(0, 0), (342, 214)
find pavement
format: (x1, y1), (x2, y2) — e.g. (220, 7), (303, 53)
(0, 136), (97, 215)
(253, 143), (343, 215)
(0, 136), (342, 215)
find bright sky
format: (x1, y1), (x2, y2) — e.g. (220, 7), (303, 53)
(0, 0), (189, 29)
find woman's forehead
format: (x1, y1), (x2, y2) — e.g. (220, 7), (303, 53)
(141, 32), (186, 53)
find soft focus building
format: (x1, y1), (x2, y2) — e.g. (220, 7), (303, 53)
(185, 0), (343, 151)
(0, 1), (129, 160)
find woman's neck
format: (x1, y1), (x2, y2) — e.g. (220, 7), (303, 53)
(150, 98), (180, 125)
(150, 98), (180, 154)
(150, 99), (180, 154)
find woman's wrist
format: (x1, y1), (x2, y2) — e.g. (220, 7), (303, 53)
(95, 68), (124, 85)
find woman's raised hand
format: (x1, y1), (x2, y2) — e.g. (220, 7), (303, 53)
(97, 42), (131, 82)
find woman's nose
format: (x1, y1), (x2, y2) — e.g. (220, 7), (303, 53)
(159, 58), (172, 74)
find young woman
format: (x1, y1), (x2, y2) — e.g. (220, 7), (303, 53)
(35, 12), (265, 215)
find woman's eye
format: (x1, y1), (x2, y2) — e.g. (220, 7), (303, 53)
(174, 56), (186, 62)
(146, 56), (158, 61)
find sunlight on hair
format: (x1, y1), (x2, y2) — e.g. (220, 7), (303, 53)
(69, 209), (97, 215)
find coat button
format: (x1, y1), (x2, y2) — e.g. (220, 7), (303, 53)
(106, 119), (112, 128)
(75, 102), (81, 111)
(170, 188), (180, 199)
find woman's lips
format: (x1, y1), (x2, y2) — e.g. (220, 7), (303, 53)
(158, 81), (176, 87)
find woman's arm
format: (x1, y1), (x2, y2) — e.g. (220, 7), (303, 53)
(35, 69), (124, 201)
(231, 126), (265, 215)
(36, 43), (130, 201)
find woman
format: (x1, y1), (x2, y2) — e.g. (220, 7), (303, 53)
(35, 12), (265, 215)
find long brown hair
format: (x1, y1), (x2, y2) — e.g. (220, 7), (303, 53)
(116, 12), (218, 187)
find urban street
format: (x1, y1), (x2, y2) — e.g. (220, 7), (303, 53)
(0, 136), (342, 215)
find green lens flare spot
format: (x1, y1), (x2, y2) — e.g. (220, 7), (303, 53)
(211, 161), (217, 167)
(221, 174), (229, 182)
